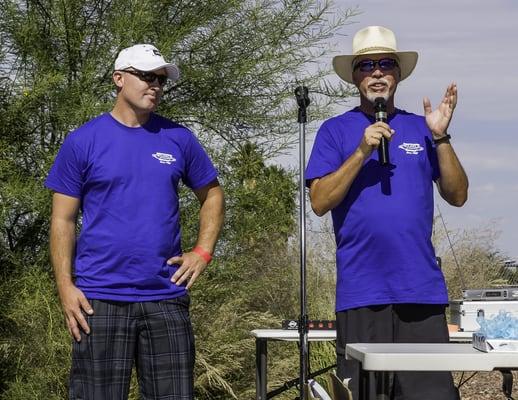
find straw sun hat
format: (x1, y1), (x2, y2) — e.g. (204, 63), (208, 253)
(332, 26), (418, 84)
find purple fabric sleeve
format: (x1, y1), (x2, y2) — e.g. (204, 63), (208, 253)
(306, 121), (345, 186)
(182, 134), (218, 190)
(45, 134), (84, 198)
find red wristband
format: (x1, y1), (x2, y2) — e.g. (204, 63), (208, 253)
(192, 246), (212, 264)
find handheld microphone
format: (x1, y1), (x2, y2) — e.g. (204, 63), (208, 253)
(374, 97), (389, 165)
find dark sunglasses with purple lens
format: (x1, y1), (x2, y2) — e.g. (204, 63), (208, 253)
(119, 69), (168, 86)
(353, 58), (399, 73)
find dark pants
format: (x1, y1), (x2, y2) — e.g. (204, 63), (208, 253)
(69, 295), (195, 400)
(336, 304), (460, 400)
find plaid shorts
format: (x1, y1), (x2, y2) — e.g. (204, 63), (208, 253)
(69, 295), (195, 400)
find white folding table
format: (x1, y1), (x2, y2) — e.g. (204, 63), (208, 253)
(250, 329), (472, 400)
(345, 343), (518, 399)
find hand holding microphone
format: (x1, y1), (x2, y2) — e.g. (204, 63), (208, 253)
(357, 98), (394, 161)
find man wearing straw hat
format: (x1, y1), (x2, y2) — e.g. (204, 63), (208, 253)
(306, 26), (468, 399)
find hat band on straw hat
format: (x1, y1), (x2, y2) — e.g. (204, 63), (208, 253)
(355, 46), (396, 55)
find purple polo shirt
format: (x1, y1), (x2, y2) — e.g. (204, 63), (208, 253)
(306, 107), (448, 312)
(45, 113), (218, 301)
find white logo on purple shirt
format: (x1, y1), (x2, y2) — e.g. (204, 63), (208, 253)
(398, 143), (424, 155)
(152, 152), (176, 164)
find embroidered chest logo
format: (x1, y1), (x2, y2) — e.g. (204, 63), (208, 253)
(152, 152), (176, 164)
(398, 143), (424, 155)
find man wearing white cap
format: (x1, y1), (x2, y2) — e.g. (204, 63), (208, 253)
(46, 44), (224, 399)
(306, 26), (468, 399)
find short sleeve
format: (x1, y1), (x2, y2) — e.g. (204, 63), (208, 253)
(44, 134), (85, 198)
(182, 133), (218, 190)
(305, 120), (344, 187)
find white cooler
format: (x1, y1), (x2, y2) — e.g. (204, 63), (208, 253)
(449, 300), (518, 332)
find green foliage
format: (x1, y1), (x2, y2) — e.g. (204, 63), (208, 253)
(0, 0), (356, 398)
(0, 266), (69, 400)
(223, 143), (297, 253)
(433, 222), (514, 300)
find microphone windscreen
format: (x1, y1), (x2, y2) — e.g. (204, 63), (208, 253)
(374, 97), (386, 111)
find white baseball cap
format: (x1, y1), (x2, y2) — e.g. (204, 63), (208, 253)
(114, 44), (180, 82)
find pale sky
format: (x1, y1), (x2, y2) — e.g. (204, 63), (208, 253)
(290, 0), (518, 259)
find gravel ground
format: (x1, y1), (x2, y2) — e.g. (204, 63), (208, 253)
(454, 370), (518, 399)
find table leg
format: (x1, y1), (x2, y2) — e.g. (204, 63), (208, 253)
(358, 368), (378, 400)
(378, 371), (391, 399)
(358, 364), (367, 400)
(500, 369), (514, 400)
(256, 338), (267, 400)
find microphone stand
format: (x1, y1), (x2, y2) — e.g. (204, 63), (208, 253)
(294, 86), (310, 400)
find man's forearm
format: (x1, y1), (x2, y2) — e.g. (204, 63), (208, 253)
(310, 149), (367, 216)
(50, 218), (77, 290)
(195, 185), (224, 253)
(436, 142), (468, 206)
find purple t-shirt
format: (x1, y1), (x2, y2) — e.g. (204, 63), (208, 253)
(45, 113), (218, 301)
(306, 107), (448, 312)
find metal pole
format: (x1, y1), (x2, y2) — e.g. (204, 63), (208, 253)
(294, 86), (310, 400)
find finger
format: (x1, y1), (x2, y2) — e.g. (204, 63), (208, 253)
(80, 297), (94, 315)
(423, 97), (432, 115)
(167, 256), (183, 266)
(66, 314), (83, 342)
(175, 265), (197, 286)
(373, 121), (390, 130)
(171, 265), (189, 283)
(449, 83), (457, 108)
(448, 82), (457, 93)
(70, 325), (82, 342)
(174, 272), (190, 286)
(445, 83), (456, 98)
(366, 134), (381, 147)
(74, 309), (91, 335)
(186, 272), (199, 290)
(381, 128), (395, 140)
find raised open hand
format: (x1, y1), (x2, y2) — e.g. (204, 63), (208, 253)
(423, 83), (457, 138)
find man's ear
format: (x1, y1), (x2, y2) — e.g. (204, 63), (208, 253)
(113, 71), (124, 88)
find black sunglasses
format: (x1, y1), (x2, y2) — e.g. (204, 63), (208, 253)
(353, 58), (399, 73)
(120, 69), (168, 86)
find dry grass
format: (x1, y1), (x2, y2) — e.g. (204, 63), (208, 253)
(455, 370), (518, 399)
